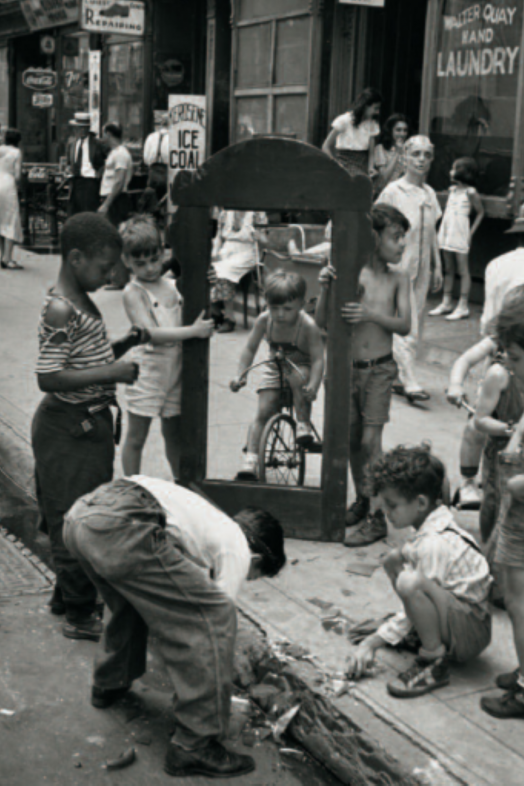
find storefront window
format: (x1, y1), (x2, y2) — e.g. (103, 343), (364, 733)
(106, 38), (144, 153)
(57, 34), (89, 159)
(428, 0), (522, 196)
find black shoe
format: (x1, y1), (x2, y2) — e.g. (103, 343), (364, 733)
(217, 318), (235, 334)
(62, 614), (103, 642)
(164, 740), (255, 778)
(496, 668), (520, 691)
(345, 495), (370, 527)
(481, 687), (524, 719)
(91, 684), (131, 709)
(48, 585), (65, 616)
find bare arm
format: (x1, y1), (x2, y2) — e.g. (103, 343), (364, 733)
(322, 128), (338, 158)
(314, 266), (335, 330)
(447, 337), (495, 404)
(230, 314), (268, 390)
(303, 322), (325, 399)
(474, 364), (513, 436)
(468, 189), (485, 237)
(123, 287), (213, 343)
(368, 137), (376, 174)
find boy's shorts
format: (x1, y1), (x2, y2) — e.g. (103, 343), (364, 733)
(257, 361), (311, 393)
(350, 355), (397, 427)
(126, 349), (182, 419)
(445, 593), (491, 663)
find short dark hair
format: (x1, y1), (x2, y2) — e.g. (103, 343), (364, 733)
(60, 212), (123, 260)
(351, 87), (382, 127)
(264, 269), (307, 305)
(367, 445), (445, 503)
(379, 114), (410, 151)
(104, 122), (123, 140)
(5, 128), (21, 147)
(234, 508), (286, 577)
(496, 293), (524, 350)
(453, 157), (478, 187)
(372, 204), (410, 234)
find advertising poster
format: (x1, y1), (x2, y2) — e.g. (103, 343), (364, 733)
(89, 50), (101, 135)
(168, 94), (206, 212)
(20, 0), (78, 30)
(81, 0), (145, 36)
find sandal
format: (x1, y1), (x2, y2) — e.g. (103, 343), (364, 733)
(1, 261), (24, 270)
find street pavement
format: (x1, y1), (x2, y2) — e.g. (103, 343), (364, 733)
(0, 250), (521, 785)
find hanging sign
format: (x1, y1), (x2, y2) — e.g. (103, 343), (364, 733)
(89, 50), (101, 135)
(32, 93), (53, 108)
(168, 94), (206, 212)
(22, 68), (58, 91)
(81, 0), (145, 36)
(339, 1), (385, 6)
(20, 0), (79, 31)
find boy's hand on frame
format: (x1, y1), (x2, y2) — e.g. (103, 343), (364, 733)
(191, 310), (215, 339)
(318, 265), (336, 288)
(341, 302), (372, 324)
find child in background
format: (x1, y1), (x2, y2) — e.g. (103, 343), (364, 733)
(121, 216), (214, 478)
(347, 446), (491, 698)
(430, 157), (484, 321)
(481, 416), (524, 719)
(322, 87), (382, 177)
(474, 295), (524, 544)
(32, 212), (143, 642)
(315, 205), (411, 547)
(230, 270), (325, 480)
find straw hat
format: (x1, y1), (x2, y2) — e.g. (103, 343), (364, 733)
(505, 204), (524, 234)
(69, 112), (91, 128)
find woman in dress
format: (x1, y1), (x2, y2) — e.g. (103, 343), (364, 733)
(373, 114), (410, 195)
(376, 135), (443, 402)
(322, 87), (382, 177)
(0, 128), (23, 270)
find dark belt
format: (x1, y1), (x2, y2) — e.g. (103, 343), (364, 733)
(353, 352), (394, 370)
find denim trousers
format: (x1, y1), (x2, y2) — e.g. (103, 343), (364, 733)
(31, 394), (114, 621)
(63, 478), (237, 749)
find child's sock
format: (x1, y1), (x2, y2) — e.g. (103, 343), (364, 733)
(418, 643), (447, 661)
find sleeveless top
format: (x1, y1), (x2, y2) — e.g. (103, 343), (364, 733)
(127, 278), (183, 359)
(487, 366), (524, 455)
(438, 186), (472, 253)
(36, 292), (115, 406)
(265, 311), (311, 367)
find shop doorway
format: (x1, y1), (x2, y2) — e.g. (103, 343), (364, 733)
(14, 33), (51, 162)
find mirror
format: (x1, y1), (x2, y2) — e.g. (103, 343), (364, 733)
(205, 208), (332, 488)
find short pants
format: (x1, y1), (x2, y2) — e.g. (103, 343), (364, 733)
(257, 360), (311, 393)
(350, 356), (397, 427)
(494, 452), (524, 568)
(445, 593), (492, 663)
(126, 348), (182, 419)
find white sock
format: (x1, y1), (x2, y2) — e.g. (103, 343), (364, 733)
(418, 643), (446, 661)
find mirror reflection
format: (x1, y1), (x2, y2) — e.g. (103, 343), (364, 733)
(206, 208), (332, 487)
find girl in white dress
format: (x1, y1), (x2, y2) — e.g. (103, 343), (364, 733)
(322, 87), (382, 177)
(0, 129), (23, 269)
(430, 157), (484, 321)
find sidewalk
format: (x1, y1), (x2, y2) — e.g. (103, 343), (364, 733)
(0, 252), (520, 785)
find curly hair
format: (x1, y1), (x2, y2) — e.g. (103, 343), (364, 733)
(495, 293), (524, 350)
(367, 445), (445, 502)
(351, 87), (382, 127)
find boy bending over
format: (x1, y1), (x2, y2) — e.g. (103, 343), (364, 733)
(347, 446), (492, 698)
(231, 270), (324, 480)
(316, 205), (411, 546)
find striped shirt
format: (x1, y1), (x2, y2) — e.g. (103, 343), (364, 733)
(36, 293), (115, 406)
(377, 506), (492, 647)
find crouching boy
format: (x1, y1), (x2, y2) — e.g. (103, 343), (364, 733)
(347, 445), (492, 698)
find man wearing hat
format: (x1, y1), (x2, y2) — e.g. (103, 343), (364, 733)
(67, 112), (107, 215)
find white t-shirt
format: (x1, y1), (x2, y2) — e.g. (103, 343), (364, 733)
(100, 144), (133, 196)
(130, 476), (252, 601)
(332, 112), (380, 151)
(143, 130), (169, 166)
(480, 247), (524, 336)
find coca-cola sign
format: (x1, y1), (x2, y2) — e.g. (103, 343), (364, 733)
(22, 68), (57, 91)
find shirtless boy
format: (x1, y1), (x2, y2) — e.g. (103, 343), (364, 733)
(316, 205), (411, 546)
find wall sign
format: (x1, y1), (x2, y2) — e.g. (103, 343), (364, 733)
(22, 68), (58, 91)
(81, 0), (145, 36)
(168, 94), (206, 212)
(32, 93), (53, 108)
(40, 35), (55, 55)
(89, 50), (101, 135)
(20, 0), (79, 31)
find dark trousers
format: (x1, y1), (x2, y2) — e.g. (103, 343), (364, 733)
(31, 394), (114, 621)
(106, 192), (131, 227)
(63, 479), (236, 749)
(68, 177), (100, 215)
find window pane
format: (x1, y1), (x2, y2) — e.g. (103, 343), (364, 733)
(237, 23), (271, 88)
(240, 0), (309, 21)
(274, 94), (307, 140)
(107, 41), (144, 150)
(235, 97), (268, 141)
(428, 0), (522, 196)
(275, 17), (310, 86)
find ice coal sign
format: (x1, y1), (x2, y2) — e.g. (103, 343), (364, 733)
(168, 95), (206, 210)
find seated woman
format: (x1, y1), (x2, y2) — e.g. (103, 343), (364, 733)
(373, 114), (410, 196)
(210, 209), (267, 333)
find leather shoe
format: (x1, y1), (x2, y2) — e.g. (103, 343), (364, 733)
(164, 739), (255, 778)
(91, 684), (131, 709)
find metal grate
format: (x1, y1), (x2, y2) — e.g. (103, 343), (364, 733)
(0, 528), (54, 599)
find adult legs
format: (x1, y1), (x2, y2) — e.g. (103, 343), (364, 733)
(161, 415), (182, 479)
(121, 413), (152, 476)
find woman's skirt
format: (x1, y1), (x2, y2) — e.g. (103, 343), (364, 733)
(334, 149), (369, 177)
(0, 172), (22, 243)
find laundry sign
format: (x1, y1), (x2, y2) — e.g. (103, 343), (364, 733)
(81, 0), (145, 36)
